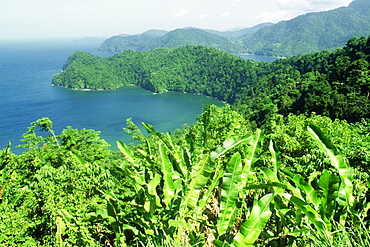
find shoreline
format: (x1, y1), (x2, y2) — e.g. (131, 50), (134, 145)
(52, 83), (227, 103)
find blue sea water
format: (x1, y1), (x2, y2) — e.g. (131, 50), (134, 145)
(0, 39), (223, 153)
(237, 54), (277, 63)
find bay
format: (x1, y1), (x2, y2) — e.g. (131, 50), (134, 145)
(0, 39), (223, 153)
(237, 54), (278, 62)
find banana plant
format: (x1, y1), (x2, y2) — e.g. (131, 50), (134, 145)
(263, 125), (355, 244)
(115, 122), (260, 246)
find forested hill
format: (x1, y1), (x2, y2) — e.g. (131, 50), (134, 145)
(98, 28), (243, 53)
(242, 0), (370, 56)
(97, 0), (370, 57)
(53, 36), (370, 124)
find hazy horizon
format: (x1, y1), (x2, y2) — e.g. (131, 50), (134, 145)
(1, 0), (353, 40)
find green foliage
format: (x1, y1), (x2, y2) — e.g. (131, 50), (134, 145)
(55, 35), (370, 124)
(0, 118), (115, 246)
(1, 106), (370, 246)
(99, 28), (243, 53)
(233, 193), (275, 246)
(4, 33), (370, 246)
(242, 4), (370, 56)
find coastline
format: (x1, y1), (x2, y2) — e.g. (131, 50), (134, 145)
(52, 83), (227, 103)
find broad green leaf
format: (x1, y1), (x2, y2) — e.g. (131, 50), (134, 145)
(261, 168), (285, 194)
(159, 143), (175, 209)
(121, 224), (139, 235)
(280, 193), (328, 236)
(262, 139), (286, 195)
(142, 122), (156, 133)
(117, 141), (136, 164)
(245, 129), (262, 171)
(196, 167), (224, 218)
(213, 239), (231, 247)
(210, 136), (252, 160)
(218, 153), (243, 236)
(291, 174), (321, 209)
(148, 173), (161, 196)
(148, 173), (162, 208)
(56, 216), (65, 247)
(307, 125), (354, 209)
(269, 140), (281, 174)
(143, 122), (186, 177)
(59, 209), (73, 224)
(240, 129), (263, 197)
(233, 193), (274, 246)
(69, 151), (88, 165)
(318, 170), (340, 223)
(168, 220), (192, 230)
(182, 154), (213, 211)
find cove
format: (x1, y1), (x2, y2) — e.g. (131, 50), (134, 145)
(0, 39), (275, 154)
(0, 39), (223, 154)
(50, 85), (223, 152)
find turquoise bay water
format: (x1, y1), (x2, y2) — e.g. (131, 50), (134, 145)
(0, 39), (223, 153)
(237, 54), (277, 62)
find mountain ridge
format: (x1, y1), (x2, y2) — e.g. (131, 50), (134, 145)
(242, 3), (370, 56)
(98, 0), (370, 56)
(98, 28), (244, 53)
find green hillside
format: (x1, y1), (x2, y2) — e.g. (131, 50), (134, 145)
(3, 35), (370, 246)
(54, 36), (370, 124)
(98, 34), (161, 53)
(98, 0), (370, 57)
(98, 28), (243, 53)
(242, 0), (370, 56)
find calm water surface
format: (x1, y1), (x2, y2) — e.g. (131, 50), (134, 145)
(0, 39), (224, 153)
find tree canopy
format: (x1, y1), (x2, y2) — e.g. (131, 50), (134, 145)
(53, 36), (370, 124)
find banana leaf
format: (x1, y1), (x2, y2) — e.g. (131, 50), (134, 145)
(210, 136), (252, 160)
(291, 174), (321, 209)
(240, 129), (263, 197)
(181, 154), (214, 211)
(318, 169), (340, 224)
(233, 193), (274, 246)
(307, 125), (354, 209)
(159, 143), (176, 209)
(117, 140), (136, 164)
(217, 153), (243, 236)
(281, 193), (328, 237)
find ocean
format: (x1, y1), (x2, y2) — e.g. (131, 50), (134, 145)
(0, 39), (223, 153)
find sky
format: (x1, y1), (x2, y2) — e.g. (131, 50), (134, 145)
(0, 0), (354, 40)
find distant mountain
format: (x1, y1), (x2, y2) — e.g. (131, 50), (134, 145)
(99, 0), (370, 57)
(99, 28), (244, 53)
(98, 34), (161, 52)
(142, 29), (168, 37)
(188, 23), (274, 39)
(349, 0), (370, 8)
(207, 23), (274, 39)
(151, 28), (242, 52)
(242, 0), (370, 56)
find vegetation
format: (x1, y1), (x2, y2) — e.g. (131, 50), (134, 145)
(53, 36), (370, 123)
(2, 32), (370, 246)
(242, 1), (370, 56)
(1, 106), (370, 246)
(98, 0), (370, 57)
(98, 28), (243, 54)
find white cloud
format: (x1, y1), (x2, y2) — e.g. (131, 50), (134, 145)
(277, 0), (309, 10)
(256, 10), (289, 23)
(221, 11), (231, 18)
(0, 0), (356, 40)
(198, 13), (208, 19)
(277, 0), (352, 12)
(234, 0), (242, 8)
(172, 9), (190, 18)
